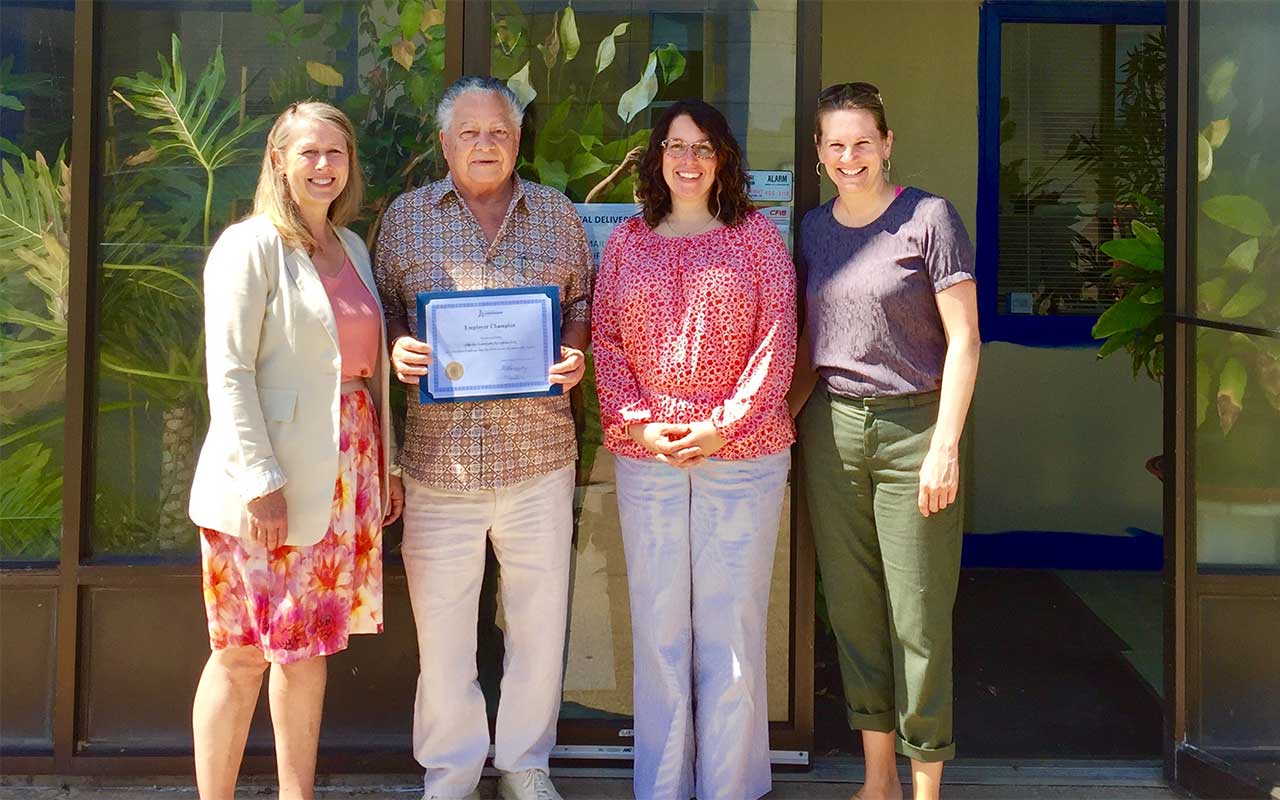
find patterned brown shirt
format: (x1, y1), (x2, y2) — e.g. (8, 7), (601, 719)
(373, 175), (594, 491)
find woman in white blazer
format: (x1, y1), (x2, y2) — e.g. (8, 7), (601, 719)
(188, 101), (403, 800)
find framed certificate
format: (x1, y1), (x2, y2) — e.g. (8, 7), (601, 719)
(416, 286), (563, 404)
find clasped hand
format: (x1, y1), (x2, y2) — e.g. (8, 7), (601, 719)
(629, 420), (726, 468)
(392, 335), (586, 392)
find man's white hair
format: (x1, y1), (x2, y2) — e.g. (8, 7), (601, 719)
(436, 75), (524, 132)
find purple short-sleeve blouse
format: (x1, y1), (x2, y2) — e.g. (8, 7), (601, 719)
(798, 186), (976, 398)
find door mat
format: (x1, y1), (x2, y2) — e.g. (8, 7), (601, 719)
(814, 568), (1163, 759)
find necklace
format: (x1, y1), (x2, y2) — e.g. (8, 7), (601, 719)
(662, 212), (718, 238)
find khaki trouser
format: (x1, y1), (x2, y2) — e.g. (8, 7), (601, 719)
(400, 465), (575, 797)
(798, 387), (962, 762)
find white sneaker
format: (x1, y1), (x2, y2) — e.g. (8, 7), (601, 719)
(422, 791), (480, 800)
(497, 768), (563, 800)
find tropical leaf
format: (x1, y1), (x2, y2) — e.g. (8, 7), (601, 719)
(306, 61), (344, 87)
(656, 43), (686, 85)
(0, 442), (62, 560)
(400, 0), (425, 40)
(1201, 194), (1273, 237)
(559, 4), (581, 62)
(595, 22), (629, 75)
(391, 39), (416, 70)
(1197, 134), (1212, 182)
(0, 151), (66, 266)
(1218, 272), (1267, 319)
(1202, 118), (1230, 148)
(618, 52), (659, 124)
(112, 35), (269, 244)
(1100, 236), (1162, 272)
(538, 11), (561, 71)
(113, 35), (267, 174)
(1217, 356), (1247, 434)
(0, 153), (69, 410)
(568, 152), (608, 181)
(1224, 237), (1259, 272)
(1092, 290), (1162, 339)
(1205, 58), (1237, 104)
(506, 62), (536, 111)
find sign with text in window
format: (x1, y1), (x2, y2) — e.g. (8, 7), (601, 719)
(747, 170), (793, 202)
(761, 204), (792, 240)
(574, 203), (641, 265)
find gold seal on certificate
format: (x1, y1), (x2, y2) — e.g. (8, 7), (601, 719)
(445, 361), (465, 380)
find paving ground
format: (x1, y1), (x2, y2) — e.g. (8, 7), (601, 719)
(0, 769), (1190, 799)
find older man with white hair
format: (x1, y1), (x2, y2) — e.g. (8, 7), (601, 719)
(373, 76), (592, 800)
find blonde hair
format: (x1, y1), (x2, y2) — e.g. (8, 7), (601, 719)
(252, 101), (365, 253)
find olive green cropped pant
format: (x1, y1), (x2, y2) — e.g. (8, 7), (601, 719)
(798, 388), (962, 762)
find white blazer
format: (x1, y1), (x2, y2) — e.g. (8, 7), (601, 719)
(189, 215), (394, 547)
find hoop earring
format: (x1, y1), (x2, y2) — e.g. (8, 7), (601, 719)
(815, 162), (824, 177)
(883, 158), (892, 175)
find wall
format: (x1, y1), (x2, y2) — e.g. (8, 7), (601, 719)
(819, 0), (1163, 542)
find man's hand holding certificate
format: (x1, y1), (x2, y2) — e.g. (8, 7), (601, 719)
(410, 286), (568, 403)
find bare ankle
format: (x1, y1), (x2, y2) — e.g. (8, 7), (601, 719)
(853, 776), (904, 800)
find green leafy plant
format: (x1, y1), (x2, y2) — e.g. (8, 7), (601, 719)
(1093, 52), (1279, 491)
(0, 442), (63, 560)
(345, 0), (450, 244)
(1087, 31), (1169, 380)
(0, 150), (69, 416)
(112, 35), (271, 247)
(494, 2), (683, 200)
(1, 55), (61, 159)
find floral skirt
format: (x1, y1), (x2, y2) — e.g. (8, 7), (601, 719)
(199, 388), (384, 664)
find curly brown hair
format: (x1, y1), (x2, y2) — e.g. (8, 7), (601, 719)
(635, 100), (754, 229)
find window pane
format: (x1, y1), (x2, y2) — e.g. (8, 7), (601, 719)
(490, 0), (798, 724)
(1193, 327), (1280, 571)
(998, 22), (1165, 317)
(1191, 0), (1280, 573)
(1193, 2), (1280, 334)
(0, 1), (74, 563)
(91, 1), (449, 557)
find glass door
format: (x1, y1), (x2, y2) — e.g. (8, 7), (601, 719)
(1170, 2), (1280, 795)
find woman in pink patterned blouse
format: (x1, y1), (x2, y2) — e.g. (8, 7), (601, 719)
(591, 99), (796, 800)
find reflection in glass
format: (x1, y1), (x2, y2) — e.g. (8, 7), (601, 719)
(997, 22), (1165, 317)
(0, 2), (74, 562)
(91, 1), (449, 556)
(490, 1), (798, 723)
(1192, 2), (1280, 572)
(1194, 2), (1280, 335)
(1193, 328), (1280, 571)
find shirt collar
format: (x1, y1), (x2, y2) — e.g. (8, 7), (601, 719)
(431, 172), (529, 212)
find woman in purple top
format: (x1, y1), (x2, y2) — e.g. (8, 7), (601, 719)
(788, 82), (980, 800)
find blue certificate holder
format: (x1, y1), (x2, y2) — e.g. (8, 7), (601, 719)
(416, 286), (563, 404)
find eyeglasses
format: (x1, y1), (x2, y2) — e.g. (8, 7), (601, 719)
(818, 82), (883, 106)
(661, 138), (716, 160)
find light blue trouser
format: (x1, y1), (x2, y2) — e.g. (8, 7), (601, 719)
(615, 450), (791, 800)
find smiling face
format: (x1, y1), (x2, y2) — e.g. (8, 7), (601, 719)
(661, 114), (719, 210)
(274, 117), (350, 216)
(440, 90), (520, 196)
(816, 108), (894, 195)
